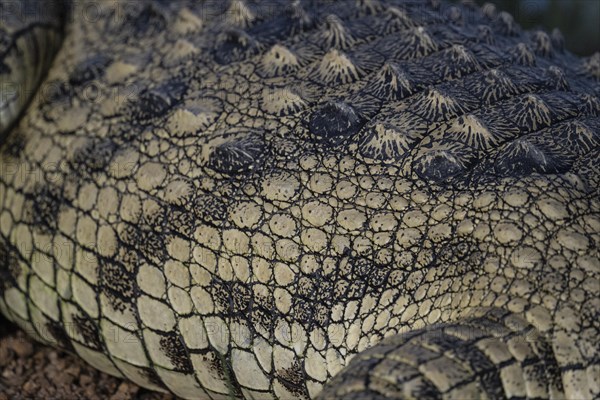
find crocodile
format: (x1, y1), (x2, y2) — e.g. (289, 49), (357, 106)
(0, 0), (599, 398)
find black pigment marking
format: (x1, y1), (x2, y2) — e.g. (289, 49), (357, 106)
(212, 279), (252, 316)
(120, 224), (167, 264)
(192, 194), (229, 228)
(69, 54), (112, 86)
(142, 367), (168, 390)
(73, 314), (102, 350)
(0, 236), (20, 296)
(278, 360), (309, 398)
(46, 320), (75, 351)
(25, 184), (65, 233)
(99, 260), (136, 313)
(169, 209), (195, 237)
(70, 138), (118, 174)
(159, 332), (193, 373)
(291, 298), (315, 327)
(0, 130), (26, 159)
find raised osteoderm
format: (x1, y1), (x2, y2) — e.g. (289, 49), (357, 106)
(0, 1), (599, 399)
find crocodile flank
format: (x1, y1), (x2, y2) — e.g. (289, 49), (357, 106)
(0, 0), (599, 399)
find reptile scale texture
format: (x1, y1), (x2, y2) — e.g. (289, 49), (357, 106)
(0, 0), (599, 398)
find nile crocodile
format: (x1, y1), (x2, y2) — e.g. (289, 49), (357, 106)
(0, 0), (599, 399)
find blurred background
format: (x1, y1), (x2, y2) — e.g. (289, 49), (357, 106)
(452, 0), (600, 56)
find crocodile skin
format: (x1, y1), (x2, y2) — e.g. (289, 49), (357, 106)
(0, 0), (599, 399)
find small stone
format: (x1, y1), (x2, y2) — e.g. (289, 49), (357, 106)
(12, 338), (34, 358)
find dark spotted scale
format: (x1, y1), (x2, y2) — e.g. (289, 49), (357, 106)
(309, 101), (365, 146)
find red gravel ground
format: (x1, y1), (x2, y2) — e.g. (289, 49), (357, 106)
(0, 316), (176, 400)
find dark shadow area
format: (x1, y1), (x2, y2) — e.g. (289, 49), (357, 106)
(454, 0), (600, 56)
(0, 315), (17, 337)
